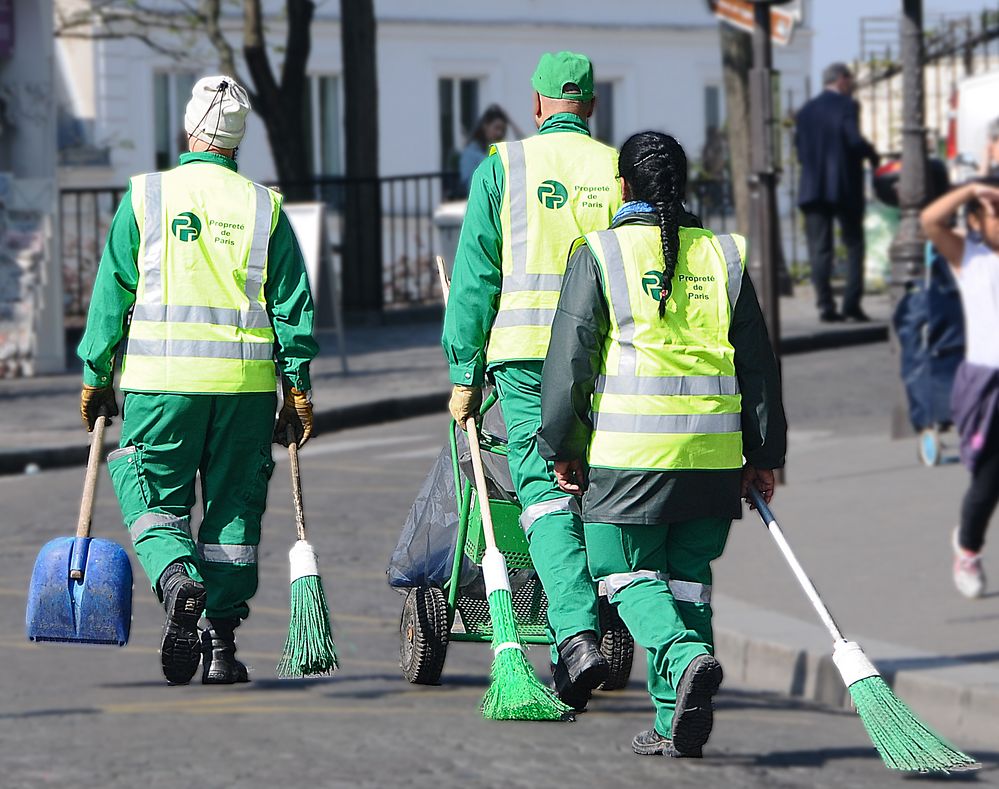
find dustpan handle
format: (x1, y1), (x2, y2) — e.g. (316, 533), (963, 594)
(76, 416), (106, 541)
(465, 417), (499, 553)
(747, 485), (845, 643)
(287, 425), (307, 542)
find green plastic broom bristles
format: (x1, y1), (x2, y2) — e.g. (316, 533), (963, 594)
(277, 573), (338, 678)
(480, 588), (572, 721)
(849, 676), (979, 773)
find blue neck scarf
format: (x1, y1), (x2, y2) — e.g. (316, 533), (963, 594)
(612, 200), (655, 225)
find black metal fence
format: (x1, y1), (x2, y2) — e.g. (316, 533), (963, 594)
(61, 170), (757, 325)
(59, 172), (459, 324)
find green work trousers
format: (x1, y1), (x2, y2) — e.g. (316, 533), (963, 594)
(107, 391), (277, 620)
(585, 518), (731, 736)
(492, 362), (599, 657)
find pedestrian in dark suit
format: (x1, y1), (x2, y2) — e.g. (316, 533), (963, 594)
(795, 63), (879, 322)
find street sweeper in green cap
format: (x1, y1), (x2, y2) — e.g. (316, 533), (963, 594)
(442, 50), (622, 711)
(78, 75), (317, 686)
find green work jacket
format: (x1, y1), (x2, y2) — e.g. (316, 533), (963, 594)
(537, 212), (787, 524)
(78, 152), (318, 392)
(442, 113), (605, 387)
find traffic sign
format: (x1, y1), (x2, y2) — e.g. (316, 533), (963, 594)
(710, 0), (800, 46)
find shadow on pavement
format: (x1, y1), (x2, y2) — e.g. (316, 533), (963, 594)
(880, 650), (999, 673)
(0, 707), (100, 720)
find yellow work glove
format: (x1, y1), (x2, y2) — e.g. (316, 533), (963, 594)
(275, 384), (314, 448)
(449, 385), (482, 424)
(80, 385), (118, 432)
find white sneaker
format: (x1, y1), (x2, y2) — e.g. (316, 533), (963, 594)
(952, 529), (986, 599)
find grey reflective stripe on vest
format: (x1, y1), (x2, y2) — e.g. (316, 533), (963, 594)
(246, 184), (272, 307)
(492, 308), (557, 329)
(198, 542), (257, 565)
(590, 412), (741, 434)
(143, 173), (164, 303)
(131, 304), (272, 330)
(602, 570), (663, 601)
(594, 230), (637, 376)
(506, 141), (528, 280)
(520, 496), (581, 534)
(669, 579), (712, 604)
(126, 338), (274, 361)
(129, 512), (191, 542)
(595, 374), (740, 397)
(717, 234), (744, 310)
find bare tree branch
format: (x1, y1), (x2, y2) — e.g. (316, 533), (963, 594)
(202, 0), (238, 77)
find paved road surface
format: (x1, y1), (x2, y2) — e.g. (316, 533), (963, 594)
(2, 408), (996, 788)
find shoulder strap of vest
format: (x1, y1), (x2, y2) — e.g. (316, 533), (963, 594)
(716, 233), (744, 310)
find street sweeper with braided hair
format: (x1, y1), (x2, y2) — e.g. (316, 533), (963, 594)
(538, 131), (787, 757)
(78, 75), (317, 685)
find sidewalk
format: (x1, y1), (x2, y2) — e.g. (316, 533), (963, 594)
(0, 284), (890, 472)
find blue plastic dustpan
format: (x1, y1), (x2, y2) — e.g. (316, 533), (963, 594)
(25, 417), (133, 646)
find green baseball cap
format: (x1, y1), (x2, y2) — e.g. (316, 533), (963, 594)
(531, 51), (594, 101)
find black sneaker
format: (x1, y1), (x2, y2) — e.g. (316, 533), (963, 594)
(201, 618), (250, 685)
(158, 563), (206, 685)
(671, 654), (723, 755)
(842, 308), (871, 323)
(632, 729), (699, 758)
(551, 631), (609, 711)
(819, 309), (844, 323)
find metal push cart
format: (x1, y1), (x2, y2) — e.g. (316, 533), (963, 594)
(398, 391), (634, 689)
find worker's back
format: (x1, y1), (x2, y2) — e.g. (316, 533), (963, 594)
(487, 131), (620, 364)
(120, 161), (283, 394)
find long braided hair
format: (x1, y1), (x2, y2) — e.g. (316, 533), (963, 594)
(618, 132), (687, 318)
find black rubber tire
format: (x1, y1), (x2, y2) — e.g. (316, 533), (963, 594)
(597, 596), (634, 691)
(400, 586), (449, 685)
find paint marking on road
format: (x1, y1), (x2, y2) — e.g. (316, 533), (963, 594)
(274, 433), (433, 463)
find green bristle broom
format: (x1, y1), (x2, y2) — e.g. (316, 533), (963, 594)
(466, 417), (571, 721)
(747, 486), (978, 773)
(276, 428), (338, 678)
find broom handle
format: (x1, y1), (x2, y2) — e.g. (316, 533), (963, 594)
(287, 425), (307, 542)
(440, 261), (498, 552)
(466, 417), (499, 553)
(75, 415), (106, 541)
(747, 485), (845, 643)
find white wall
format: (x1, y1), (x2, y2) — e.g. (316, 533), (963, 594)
(61, 1), (813, 185)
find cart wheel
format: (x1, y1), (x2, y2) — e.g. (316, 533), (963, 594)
(918, 428), (942, 467)
(400, 586), (449, 685)
(597, 596), (634, 691)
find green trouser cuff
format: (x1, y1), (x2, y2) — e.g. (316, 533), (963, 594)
(584, 518), (731, 736)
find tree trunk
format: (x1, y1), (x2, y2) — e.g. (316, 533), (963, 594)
(720, 22), (753, 235)
(340, 0), (382, 314)
(243, 0), (314, 200)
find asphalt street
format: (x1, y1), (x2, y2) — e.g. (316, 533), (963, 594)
(1, 344), (997, 788)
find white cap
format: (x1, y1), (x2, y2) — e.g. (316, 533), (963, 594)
(184, 76), (251, 149)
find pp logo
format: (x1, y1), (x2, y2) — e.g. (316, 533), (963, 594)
(171, 212), (202, 242)
(537, 180), (568, 209)
(642, 270), (670, 302)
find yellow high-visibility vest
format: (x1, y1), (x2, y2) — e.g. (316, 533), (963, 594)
(584, 225), (747, 471)
(486, 132), (619, 364)
(119, 162), (282, 394)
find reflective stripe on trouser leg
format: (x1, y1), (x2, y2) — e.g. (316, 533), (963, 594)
(130, 512), (191, 542)
(519, 495), (581, 535)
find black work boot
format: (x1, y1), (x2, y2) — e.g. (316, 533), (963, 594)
(632, 729), (698, 758)
(551, 631), (609, 712)
(671, 654), (723, 756)
(201, 618), (249, 684)
(158, 563), (206, 685)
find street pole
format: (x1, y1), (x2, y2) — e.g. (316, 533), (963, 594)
(748, 0), (790, 482)
(889, 0), (928, 438)
(748, 0), (789, 360)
